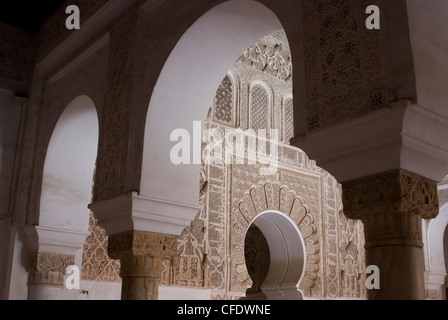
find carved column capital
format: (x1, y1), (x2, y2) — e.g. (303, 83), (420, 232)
(342, 170), (439, 248)
(107, 231), (179, 299)
(26, 251), (74, 287)
(24, 225), (88, 288)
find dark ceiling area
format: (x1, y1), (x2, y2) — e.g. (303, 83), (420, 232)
(0, 1), (67, 33)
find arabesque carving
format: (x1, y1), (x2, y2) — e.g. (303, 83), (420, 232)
(231, 182), (320, 294)
(342, 169), (438, 248)
(160, 30), (366, 300)
(27, 251), (74, 287)
(81, 212), (121, 282)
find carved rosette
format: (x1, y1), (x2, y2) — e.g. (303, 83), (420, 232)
(240, 41), (292, 82)
(27, 251), (74, 287)
(342, 170), (439, 248)
(231, 182), (320, 294)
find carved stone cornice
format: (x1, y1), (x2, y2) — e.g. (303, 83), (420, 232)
(27, 251), (74, 287)
(342, 170), (439, 248)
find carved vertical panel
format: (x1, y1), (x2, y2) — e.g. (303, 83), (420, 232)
(338, 210), (366, 299)
(303, 0), (387, 131)
(250, 84), (269, 131)
(283, 98), (294, 144)
(206, 154), (227, 291)
(323, 172), (340, 298)
(213, 75), (234, 125)
(93, 8), (138, 202)
(81, 213), (121, 282)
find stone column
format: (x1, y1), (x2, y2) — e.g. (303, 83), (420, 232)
(342, 170), (439, 300)
(108, 231), (178, 300)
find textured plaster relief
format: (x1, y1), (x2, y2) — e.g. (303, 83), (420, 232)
(303, 0), (387, 132)
(81, 213), (121, 282)
(161, 31), (366, 300)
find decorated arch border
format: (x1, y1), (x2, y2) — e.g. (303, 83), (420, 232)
(230, 181), (320, 294)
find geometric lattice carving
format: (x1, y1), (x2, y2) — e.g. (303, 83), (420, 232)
(250, 84), (269, 131)
(304, 0), (388, 132)
(213, 75), (233, 124)
(284, 98), (294, 144)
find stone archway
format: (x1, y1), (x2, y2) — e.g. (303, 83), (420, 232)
(231, 182), (320, 298)
(243, 210), (307, 300)
(26, 95), (99, 300)
(139, 0), (285, 236)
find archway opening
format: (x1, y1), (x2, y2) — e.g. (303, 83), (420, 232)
(243, 211), (306, 300)
(140, 0), (285, 235)
(244, 224), (271, 299)
(40, 95), (98, 233)
(28, 95), (100, 300)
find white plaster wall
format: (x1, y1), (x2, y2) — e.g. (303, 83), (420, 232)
(140, 0), (283, 234)
(6, 230), (29, 300)
(425, 206), (448, 275)
(423, 202), (448, 299)
(407, 0), (448, 118)
(77, 281), (122, 300)
(158, 286), (211, 300)
(39, 95), (98, 233)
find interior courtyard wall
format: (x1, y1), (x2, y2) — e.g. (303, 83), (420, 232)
(0, 0), (446, 300)
(159, 32), (366, 300)
(1, 33), (124, 298)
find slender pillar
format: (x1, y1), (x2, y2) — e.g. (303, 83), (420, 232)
(108, 231), (178, 300)
(342, 170), (439, 300)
